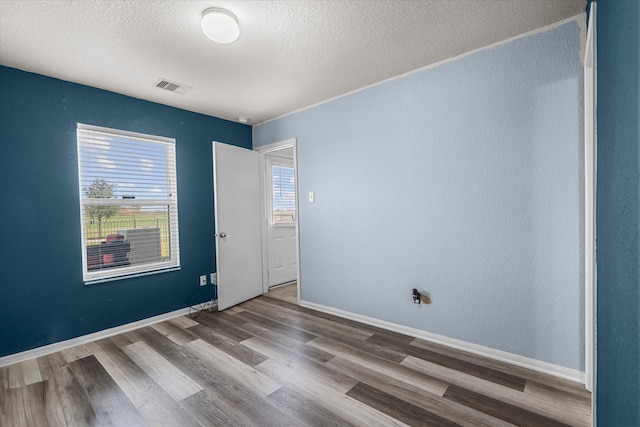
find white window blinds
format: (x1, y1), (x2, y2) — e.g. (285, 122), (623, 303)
(272, 164), (295, 224)
(77, 124), (180, 283)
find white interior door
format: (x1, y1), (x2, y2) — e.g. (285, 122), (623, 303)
(212, 142), (263, 310)
(266, 156), (297, 286)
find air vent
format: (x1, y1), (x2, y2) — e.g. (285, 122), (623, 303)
(154, 79), (192, 95)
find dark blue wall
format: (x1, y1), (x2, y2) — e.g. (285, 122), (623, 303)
(596, 0), (640, 425)
(0, 66), (251, 357)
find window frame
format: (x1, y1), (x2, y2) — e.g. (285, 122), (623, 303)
(268, 158), (296, 227)
(77, 123), (180, 284)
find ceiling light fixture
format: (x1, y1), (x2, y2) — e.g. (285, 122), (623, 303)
(201, 8), (240, 44)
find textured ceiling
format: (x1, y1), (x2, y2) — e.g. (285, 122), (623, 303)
(0, 0), (584, 124)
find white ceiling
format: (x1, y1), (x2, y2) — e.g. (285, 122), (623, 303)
(0, 0), (584, 125)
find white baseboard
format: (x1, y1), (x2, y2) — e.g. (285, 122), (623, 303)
(301, 300), (585, 384)
(0, 307), (191, 368)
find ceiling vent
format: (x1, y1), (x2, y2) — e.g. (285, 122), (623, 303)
(154, 79), (192, 95)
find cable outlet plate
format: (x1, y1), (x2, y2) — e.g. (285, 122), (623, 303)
(199, 275), (207, 286)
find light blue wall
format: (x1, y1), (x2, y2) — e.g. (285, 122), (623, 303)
(255, 21), (584, 370)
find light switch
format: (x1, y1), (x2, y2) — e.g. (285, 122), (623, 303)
(308, 192), (315, 203)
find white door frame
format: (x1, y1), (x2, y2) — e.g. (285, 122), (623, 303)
(256, 138), (300, 304)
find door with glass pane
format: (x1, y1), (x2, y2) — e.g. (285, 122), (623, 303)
(266, 156), (297, 286)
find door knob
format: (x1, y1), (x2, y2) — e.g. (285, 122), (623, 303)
(218, 232), (227, 238)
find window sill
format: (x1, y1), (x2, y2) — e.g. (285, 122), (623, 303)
(273, 222), (296, 228)
(84, 266), (181, 285)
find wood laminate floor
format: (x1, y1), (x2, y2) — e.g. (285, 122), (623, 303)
(0, 296), (591, 426)
(265, 282), (297, 305)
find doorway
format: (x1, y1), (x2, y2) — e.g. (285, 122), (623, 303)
(256, 139), (300, 305)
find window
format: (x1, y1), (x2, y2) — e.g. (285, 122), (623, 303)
(271, 163), (295, 224)
(77, 124), (180, 283)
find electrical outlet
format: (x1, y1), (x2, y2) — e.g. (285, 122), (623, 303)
(199, 275), (207, 286)
(210, 272), (217, 285)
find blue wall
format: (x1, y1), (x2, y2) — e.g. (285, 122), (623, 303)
(596, 0), (640, 425)
(255, 21), (584, 371)
(0, 66), (251, 357)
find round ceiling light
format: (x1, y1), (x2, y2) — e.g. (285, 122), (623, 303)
(201, 8), (240, 44)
